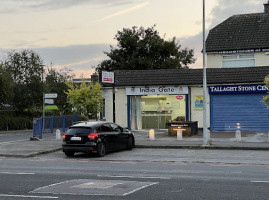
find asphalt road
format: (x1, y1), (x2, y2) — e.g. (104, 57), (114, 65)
(0, 149), (269, 200)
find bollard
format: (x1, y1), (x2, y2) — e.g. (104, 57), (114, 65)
(56, 129), (61, 140)
(149, 129), (155, 140)
(235, 130), (241, 142)
(177, 130), (183, 140)
(268, 131), (269, 142)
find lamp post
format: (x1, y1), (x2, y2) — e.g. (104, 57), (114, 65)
(202, 0), (209, 145)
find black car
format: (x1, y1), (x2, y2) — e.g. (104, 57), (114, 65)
(62, 121), (135, 157)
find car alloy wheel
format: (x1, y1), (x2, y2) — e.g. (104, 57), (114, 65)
(97, 143), (106, 157)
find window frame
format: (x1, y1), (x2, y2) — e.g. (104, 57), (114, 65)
(222, 54), (255, 68)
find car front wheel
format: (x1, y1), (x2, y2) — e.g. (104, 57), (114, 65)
(127, 137), (133, 150)
(97, 143), (106, 157)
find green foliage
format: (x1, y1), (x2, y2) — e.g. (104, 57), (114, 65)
(45, 67), (74, 114)
(96, 25), (196, 72)
(0, 112), (32, 131)
(65, 80), (104, 119)
(1, 50), (44, 112)
(0, 64), (14, 106)
(262, 75), (269, 107)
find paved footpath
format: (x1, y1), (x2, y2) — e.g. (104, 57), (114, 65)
(0, 129), (269, 159)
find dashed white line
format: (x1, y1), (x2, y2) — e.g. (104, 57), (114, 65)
(0, 172), (35, 175)
(98, 175), (170, 179)
(0, 194), (58, 199)
(0, 139), (28, 145)
(251, 181), (269, 183)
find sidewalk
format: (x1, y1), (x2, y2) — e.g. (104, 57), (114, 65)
(0, 129), (269, 158)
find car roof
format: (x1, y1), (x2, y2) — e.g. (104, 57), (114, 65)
(70, 121), (113, 129)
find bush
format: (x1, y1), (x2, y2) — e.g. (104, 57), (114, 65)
(0, 113), (32, 131)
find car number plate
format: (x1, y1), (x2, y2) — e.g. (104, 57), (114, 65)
(71, 137), (81, 141)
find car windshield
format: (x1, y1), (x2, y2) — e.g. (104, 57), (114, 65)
(66, 127), (92, 135)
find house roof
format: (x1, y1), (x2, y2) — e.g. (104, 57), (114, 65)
(108, 66), (269, 86)
(206, 13), (269, 53)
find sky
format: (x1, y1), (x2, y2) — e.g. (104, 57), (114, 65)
(0, 0), (265, 78)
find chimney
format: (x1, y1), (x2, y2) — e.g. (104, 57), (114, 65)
(91, 72), (99, 83)
(264, 1), (269, 13)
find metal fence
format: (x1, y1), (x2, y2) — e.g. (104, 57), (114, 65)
(33, 114), (78, 138)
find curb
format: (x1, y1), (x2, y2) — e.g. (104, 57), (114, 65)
(135, 145), (269, 151)
(0, 148), (62, 158)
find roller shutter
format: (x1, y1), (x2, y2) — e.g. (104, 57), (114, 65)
(210, 94), (269, 131)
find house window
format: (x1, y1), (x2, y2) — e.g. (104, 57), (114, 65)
(222, 54), (255, 68)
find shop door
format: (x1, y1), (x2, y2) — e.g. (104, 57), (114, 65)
(210, 94), (269, 131)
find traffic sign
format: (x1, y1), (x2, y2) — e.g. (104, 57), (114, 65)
(45, 99), (54, 104)
(45, 93), (57, 99)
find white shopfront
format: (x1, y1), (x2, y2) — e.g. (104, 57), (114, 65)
(126, 86), (189, 130)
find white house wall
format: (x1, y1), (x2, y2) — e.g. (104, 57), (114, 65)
(190, 86), (210, 129)
(115, 88), (128, 127)
(103, 88), (113, 123)
(104, 86), (210, 129)
(207, 52), (269, 68)
(255, 52), (269, 66)
(207, 54), (221, 68)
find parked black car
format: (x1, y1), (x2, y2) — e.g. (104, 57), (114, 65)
(62, 121), (135, 157)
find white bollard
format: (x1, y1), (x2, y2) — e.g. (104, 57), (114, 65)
(149, 129), (155, 140)
(56, 129), (61, 140)
(177, 130), (183, 140)
(235, 130), (241, 142)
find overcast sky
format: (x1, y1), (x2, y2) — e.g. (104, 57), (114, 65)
(0, 0), (265, 78)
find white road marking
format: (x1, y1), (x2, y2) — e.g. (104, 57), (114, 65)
(0, 139), (28, 145)
(0, 172), (35, 175)
(0, 194), (58, 199)
(98, 175), (170, 180)
(123, 182), (159, 196)
(30, 180), (71, 193)
(251, 181), (269, 183)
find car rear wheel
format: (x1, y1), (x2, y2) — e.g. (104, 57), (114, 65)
(65, 152), (75, 157)
(127, 137), (133, 150)
(97, 143), (106, 157)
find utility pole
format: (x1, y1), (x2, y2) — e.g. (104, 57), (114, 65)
(203, 0), (209, 146)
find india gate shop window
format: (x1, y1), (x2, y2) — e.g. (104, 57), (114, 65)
(130, 95), (186, 130)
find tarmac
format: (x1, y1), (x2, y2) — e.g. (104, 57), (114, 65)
(0, 129), (269, 158)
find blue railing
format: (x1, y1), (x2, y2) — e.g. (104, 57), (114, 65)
(33, 114), (78, 139)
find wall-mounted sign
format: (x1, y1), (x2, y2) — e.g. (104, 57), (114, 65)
(126, 86), (188, 95)
(176, 96), (184, 100)
(195, 96), (204, 109)
(209, 84), (268, 94)
(218, 49), (269, 54)
(102, 71), (114, 84)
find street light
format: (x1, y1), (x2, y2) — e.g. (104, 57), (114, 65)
(202, 0), (210, 146)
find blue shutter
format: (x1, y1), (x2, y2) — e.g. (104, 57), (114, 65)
(210, 94), (269, 131)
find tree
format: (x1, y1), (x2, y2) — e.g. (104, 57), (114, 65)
(45, 67), (74, 114)
(0, 64), (14, 108)
(96, 25), (196, 72)
(2, 50), (44, 112)
(65, 80), (104, 119)
(262, 75), (269, 107)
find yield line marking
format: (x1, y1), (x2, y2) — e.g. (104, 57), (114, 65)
(0, 194), (58, 199)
